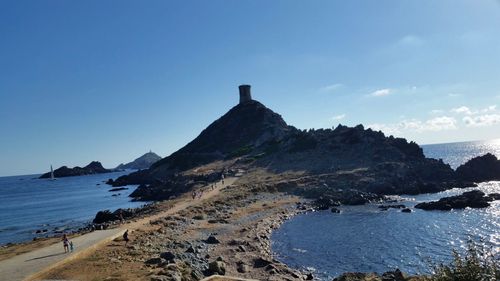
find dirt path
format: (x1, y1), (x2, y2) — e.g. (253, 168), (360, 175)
(0, 177), (238, 281)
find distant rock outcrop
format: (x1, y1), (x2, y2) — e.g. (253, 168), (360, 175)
(456, 153), (500, 182)
(116, 151), (162, 170)
(415, 190), (500, 211)
(39, 161), (111, 179)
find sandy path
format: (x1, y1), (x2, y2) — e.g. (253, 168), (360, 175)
(0, 177), (237, 281)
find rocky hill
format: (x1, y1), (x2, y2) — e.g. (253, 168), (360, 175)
(40, 161), (111, 179)
(107, 85), (482, 202)
(116, 151), (162, 170)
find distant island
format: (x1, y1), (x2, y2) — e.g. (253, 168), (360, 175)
(39, 161), (111, 179)
(116, 151), (161, 170)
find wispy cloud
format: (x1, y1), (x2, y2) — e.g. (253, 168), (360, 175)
(397, 35), (425, 47)
(463, 114), (500, 127)
(368, 116), (458, 136)
(319, 83), (342, 93)
(451, 106), (473, 115)
(430, 109), (444, 115)
(330, 114), (346, 121)
(451, 105), (497, 115)
(369, 88), (391, 97)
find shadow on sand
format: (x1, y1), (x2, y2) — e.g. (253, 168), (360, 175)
(25, 252), (66, 261)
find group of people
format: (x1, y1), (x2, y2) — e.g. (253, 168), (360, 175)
(61, 173), (229, 253)
(62, 229), (130, 253)
(191, 173), (226, 200)
(61, 234), (74, 253)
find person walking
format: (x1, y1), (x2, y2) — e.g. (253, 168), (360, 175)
(123, 229), (130, 246)
(221, 173), (225, 185)
(62, 234), (69, 253)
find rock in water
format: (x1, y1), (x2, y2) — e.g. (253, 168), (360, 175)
(415, 190), (497, 211)
(456, 153), (500, 182)
(39, 161), (111, 179)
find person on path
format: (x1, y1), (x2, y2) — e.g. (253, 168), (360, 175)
(62, 234), (69, 253)
(119, 209), (124, 224)
(123, 229), (130, 246)
(221, 173), (225, 185)
(69, 241), (74, 252)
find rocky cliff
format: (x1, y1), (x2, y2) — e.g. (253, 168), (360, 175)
(116, 151), (162, 170)
(39, 161), (111, 179)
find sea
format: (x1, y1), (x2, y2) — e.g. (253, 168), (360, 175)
(0, 171), (144, 246)
(271, 139), (500, 280)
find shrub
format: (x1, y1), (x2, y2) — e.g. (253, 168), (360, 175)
(427, 241), (499, 281)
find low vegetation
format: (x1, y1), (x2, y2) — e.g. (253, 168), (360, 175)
(427, 241), (499, 281)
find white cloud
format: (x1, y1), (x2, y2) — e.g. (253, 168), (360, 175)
(451, 106), (473, 115)
(330, 114), (346, 121)
(448, 93), (461, 97)
(481, 105), (497, 113)
(319, 83), (342, 93)
(425, 116), (458, 131)
(369, 88), (391, 97)
(463, 114), (500, 127)
(397, 35), (425, 47)
(450, 105), (497, 116)
(368, 116), (457, 135)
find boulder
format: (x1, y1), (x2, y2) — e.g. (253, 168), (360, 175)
(253, 257), (272, 268)
(159, 251), (176, 262)
(205, 235), (220, 244)
(208, 260), (226, 275)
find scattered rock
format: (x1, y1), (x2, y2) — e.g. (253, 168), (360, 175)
(205, 235), (220, 244)
(253, 257), (272, 268)
(401, 208), (412, 213)
(331, 207), (341, 213)
(159, 251), (176, 262)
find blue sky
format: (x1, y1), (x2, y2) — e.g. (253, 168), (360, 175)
(1, 1), (500, 176)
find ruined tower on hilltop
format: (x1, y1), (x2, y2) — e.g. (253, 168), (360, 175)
(239, 84), (252, 104)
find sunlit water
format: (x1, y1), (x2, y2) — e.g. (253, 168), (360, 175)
(271, 139), (500, 279)
(0, 171), (144, 245)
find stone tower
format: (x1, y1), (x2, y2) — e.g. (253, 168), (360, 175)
(239, 84), (252, 104)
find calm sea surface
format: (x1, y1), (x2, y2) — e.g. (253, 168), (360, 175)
(0, 171), (144, 245)
(271, 139), (500, 280)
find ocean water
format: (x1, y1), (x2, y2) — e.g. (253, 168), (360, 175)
(272, 139), (500, 280)
(0, 171), (144, 246)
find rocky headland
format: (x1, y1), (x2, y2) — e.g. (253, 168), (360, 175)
(39, 161), (112, 179)
(116, 151), (162, 170)
(35, 86), (500, 281)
